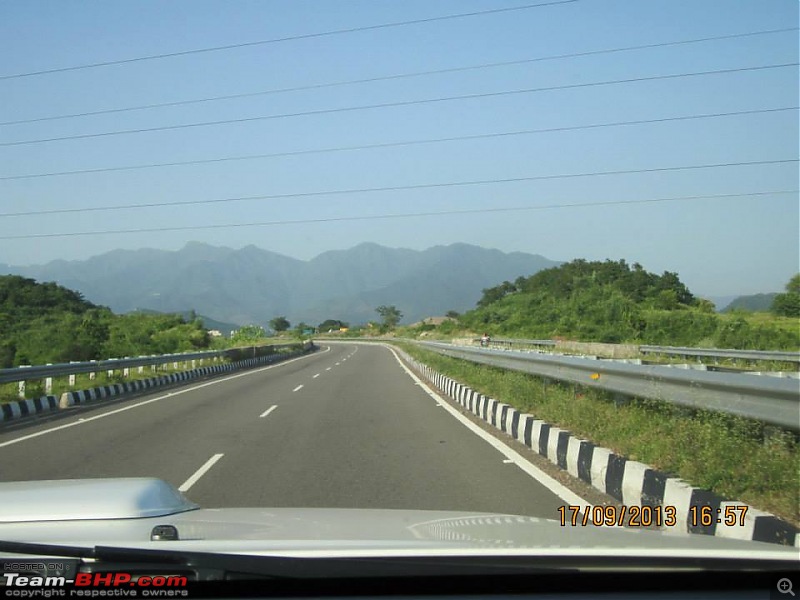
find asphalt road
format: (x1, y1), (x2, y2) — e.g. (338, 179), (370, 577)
(0, 343), (574, 518)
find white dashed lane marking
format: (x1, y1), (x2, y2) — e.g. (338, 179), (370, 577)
(179, 453), (224, 492)
(259, 405), (277, 418)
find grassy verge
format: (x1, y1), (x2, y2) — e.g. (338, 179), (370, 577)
(395, 342), (800, 527)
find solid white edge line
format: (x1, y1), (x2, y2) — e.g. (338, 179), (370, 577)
(386, 345), (590, 509)
(178, 453), (224, 492)
(293, 385), (304, 392)
(0, 346), (330, 449)
(259, 405), (278, 418)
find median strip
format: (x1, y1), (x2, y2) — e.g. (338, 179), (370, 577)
(0, 345), (317, 424)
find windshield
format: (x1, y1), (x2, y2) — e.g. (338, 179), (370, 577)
(0, 0), (798, 594)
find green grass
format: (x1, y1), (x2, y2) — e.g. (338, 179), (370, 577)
(395, 342), (800, 527)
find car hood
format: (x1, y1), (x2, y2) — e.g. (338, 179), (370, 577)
(0, 478), (797, 560)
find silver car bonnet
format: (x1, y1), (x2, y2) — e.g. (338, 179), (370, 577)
(0, 478), (797, 561)
(0, 478), (198, 522)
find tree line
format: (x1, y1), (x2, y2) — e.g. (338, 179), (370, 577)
(0, 275), (211, 368)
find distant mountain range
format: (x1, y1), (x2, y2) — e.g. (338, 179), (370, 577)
(0, 242), (559, 327)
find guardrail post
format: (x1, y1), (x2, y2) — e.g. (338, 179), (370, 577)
(89, 360), (96, 380)
(191, 360), (196, 369)
(123, 367), (129, 378)
(69, 374), (76, 387)
(18, 380), (25, 399)
(138, 366), (144, 374)
(45, 363), (53, 394)
(173, 362), (178, 370)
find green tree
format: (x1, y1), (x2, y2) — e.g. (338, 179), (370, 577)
(445, 310), (460, 319)
(376, 305), (403, 331)
(231, 325), (266, 345)
(294, 322), (314, 338)
(771, 274), (800, 317)
(696, 299), (717, 313)
(318, 319), (348, 332)
(269, 316), (291, 332)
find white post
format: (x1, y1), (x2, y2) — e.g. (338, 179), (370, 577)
(45, 363), (53, 394)
(107, 369), (114, 378)
(18, 380), (25, 399)
(123, 367), (129, 378)
(89, 360), (96, 380)
(138, 366), (144, 374)
(69, 374), (76, 387)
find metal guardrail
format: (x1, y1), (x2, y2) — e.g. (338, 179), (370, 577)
(639, 345), (800, 363)
(472, 338), (800, 364)
(476, 337), (556, 349)
(0, 343), (304, 385)
(419, 341), (800, 432)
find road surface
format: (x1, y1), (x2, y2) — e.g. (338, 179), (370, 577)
(0, 343), (576, 517)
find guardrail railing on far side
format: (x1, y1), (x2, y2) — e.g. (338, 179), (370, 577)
(419, 341), (800, 432)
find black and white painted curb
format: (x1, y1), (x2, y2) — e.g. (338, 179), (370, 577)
(0, 351), (308, 424)
(399, 350), (800, 548)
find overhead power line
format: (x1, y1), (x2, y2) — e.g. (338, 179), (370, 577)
(2, 159), (795, 218)
(0, 190), (794, 240)
(2, 27), (794, 126)
(0, 0), (578, 81)
(1, 63), (794, 148)
(1, 106), (795, 181)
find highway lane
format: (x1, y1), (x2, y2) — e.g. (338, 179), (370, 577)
(0, 343), (576, 518)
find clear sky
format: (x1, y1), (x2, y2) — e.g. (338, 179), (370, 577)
(0, 0), (797, 297)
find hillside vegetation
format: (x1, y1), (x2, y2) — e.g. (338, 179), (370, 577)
(722, 293), (777, 313)
(0, 275), (211, 368)
(454, 260), (799, 350)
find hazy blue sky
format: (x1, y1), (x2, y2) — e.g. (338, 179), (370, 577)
(1, 0), (797, 297)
